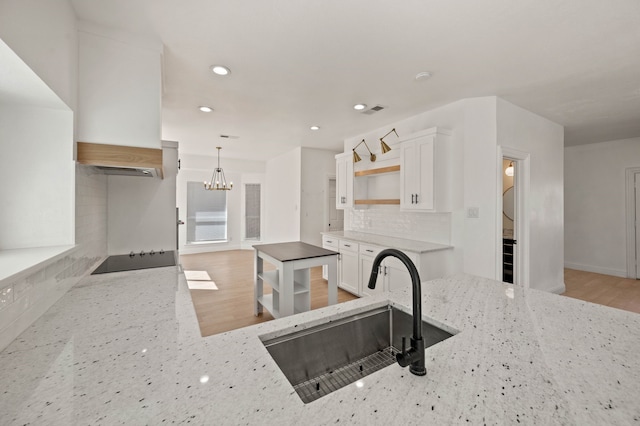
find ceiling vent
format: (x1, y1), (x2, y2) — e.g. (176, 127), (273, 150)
(362, 105), (385, 115)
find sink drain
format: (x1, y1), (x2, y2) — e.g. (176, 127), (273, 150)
(293, 347), (397, 403)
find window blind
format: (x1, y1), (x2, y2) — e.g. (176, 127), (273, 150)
(245, 183), (261, 240)
(186, 182), (227, 243)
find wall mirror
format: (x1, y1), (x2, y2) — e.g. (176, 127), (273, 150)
(503, 186), (515, 221)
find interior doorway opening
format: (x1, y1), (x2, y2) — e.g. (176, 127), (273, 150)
(498, 147), (530, 287)
(502, 158), (516, 284)
(326, 176), (344, 232)
(625, 168), (640, 279)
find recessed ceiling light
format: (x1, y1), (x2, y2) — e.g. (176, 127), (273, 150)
(211, 65), (230, 76)
(353, 103), (367, 111)
(199, 106), (213, 112)
(415, 71), (432, 81)
(310, 126), (320, 130)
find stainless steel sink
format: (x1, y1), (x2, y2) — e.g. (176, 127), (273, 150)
(261, 304), (454, 403)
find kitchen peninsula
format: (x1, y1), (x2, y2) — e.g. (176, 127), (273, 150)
(0, 265), (638, 424)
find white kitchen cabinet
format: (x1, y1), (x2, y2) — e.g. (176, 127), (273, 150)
(335, 153), (353, 210)
(400, 128), (452, 212)
(359, 244), (385, 296)
(322, 235), (340, 280)
(382, 255), (415, 294)
(321, 233), (453, 297)
(338, 240), (359, 295)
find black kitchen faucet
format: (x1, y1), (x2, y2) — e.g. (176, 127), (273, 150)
(367, 249), (426, 376)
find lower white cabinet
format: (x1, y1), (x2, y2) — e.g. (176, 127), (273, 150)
(338, 240), (359, 295)
(322, 234), (453, 298)
(359, 244), (385, 296)
(322, 235), (339, 280)
(383, 257), (414, 294)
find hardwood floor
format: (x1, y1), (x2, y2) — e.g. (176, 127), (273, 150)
(563, 268), (640, 314)
(180, 250), (358, 336)
(181, 251), (640, 336)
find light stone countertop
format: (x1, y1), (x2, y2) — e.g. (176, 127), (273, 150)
(322, 230), (452, 253)
(1, 266), (639, 425)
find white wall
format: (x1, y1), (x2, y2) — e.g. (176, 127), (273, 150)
(0, 105), (75, 249)
(497, 98), (565, 293)
(265, 148), (302, 243)
(565, 137), (640, 277)
(77, 22), (163, 149)
(107, 142), (178, 255)
(0, 0), (78, 110)
(300, 148), (339, 246)
(177, 153), (265, 254)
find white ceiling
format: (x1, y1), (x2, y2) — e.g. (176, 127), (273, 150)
(70, 0), (640, 161)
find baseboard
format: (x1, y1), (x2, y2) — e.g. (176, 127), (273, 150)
(564, 261), (627, 278)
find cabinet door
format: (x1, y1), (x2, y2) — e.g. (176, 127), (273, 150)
(400, 141), (418, 210)
(339, 250), (359, 295)
(414, 136), (435, 210)
(359, 254), (384, 296)
(322, 236), (340, 280)
(384, 262), (413, 295)
(336, 155), (353, 209)
(400, 136), (435, 211)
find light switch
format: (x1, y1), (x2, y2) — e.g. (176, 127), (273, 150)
(467, 207), (480, 218)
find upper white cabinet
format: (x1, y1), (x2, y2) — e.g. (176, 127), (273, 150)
(335, 152), (353, 209)
(400, 128), (452, 212)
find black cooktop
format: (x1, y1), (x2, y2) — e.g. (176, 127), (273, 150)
(92, 251), (177, 274)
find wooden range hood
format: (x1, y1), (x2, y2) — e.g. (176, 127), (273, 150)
(76, 142), (164, 178)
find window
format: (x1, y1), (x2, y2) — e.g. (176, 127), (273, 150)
(245, 183), (261, 240)
(186, 182), (227, 243)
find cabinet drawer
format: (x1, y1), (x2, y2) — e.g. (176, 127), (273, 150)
(339, 240), (359, 253)
(359, 243), (383, 257)
(322, 235), (339, 249)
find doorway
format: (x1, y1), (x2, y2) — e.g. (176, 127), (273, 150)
(502, 159), (516, 283)
(625, 168), (640, 279)
(498, 147), (530, 287)
(326, 177), (344, 232)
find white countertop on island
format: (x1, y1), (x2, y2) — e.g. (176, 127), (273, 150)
(322, 230), (452, 253)
(0, 266), (639, 425)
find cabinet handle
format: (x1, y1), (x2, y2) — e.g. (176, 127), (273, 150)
(327, 240), (333, 243)
(384, 266), (388, 276)
(344, 244), (351, 247)
(411, 194), (415, 204)
(415, 193), (419, 203)
(366, 249), (373, 253)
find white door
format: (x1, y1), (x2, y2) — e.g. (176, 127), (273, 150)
(636, 173), (640, 278)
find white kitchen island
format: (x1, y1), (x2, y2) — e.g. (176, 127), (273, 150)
(253, 241), (339, 318)
(0, 265), (639, 425)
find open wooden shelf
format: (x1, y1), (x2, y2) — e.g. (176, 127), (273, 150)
(354, 199), (400, 205)
(354, 165), (400, 177)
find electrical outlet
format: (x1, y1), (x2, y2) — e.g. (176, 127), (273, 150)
(467, 207), (480, 218)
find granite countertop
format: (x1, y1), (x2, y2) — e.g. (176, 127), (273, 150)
(322, 230), (452, 253)
(1, 267), (639, 425)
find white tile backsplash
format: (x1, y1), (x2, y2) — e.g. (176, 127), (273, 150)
(347, 208), (451, 244)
